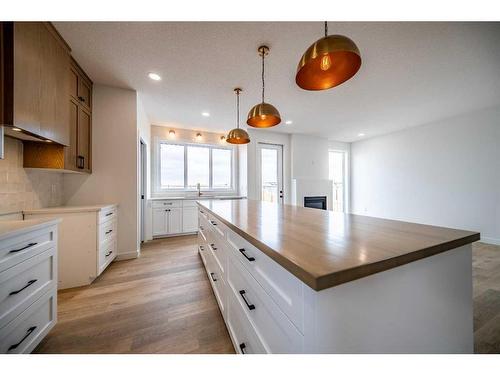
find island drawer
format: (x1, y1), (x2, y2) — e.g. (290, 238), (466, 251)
(206, 254), (226, 318)
(226, 230), (304, 333)
(0, 247), (56, 329)
(0, 289), (56, 354)
(227, 255), (304, 353)
(0, 226), (56, 274)
(198, 206), (209, 220)
(206, 213), (227, 239)
(207, 235), (226, 275)
(98, 206), (117, 225)
(198, 242), (209, 267)
(226, 286), (267, 354)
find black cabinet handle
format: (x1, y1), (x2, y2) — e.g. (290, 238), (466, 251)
(105, 212), (113, 217)
(199, 245), (204, 251)
(239, 343), (246, 354)
(165, 209), (171, 212)
(239, 290), (255, 310)
(77, 155), (85, 169)
(210, 220), (217, 226)
(78, 96), (85, 102)
(199, 226), (204, 231)
(9, 242), (37, 254)
(8, 326), (37, 351)
(210, 243), (217, 251)
(210, 272), (217, 282)
(105, 251), (113, 257)
(105, 229), (113, 235)
(9, 279), (37, 296)
(239, 248), (255, 262)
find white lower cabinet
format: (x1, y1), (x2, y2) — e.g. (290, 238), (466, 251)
(0, 220), (59, 353)
(152, 200), (198, 238)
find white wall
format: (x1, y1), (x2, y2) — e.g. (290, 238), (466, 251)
(291, 134), (329, 180)
(351, 106), (500, 244)
(63, 85), (140, 258)
(246, 129), (292, 204)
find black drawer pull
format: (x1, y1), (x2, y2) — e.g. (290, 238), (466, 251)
(239, 343), (246, 354)
(239, 290), (255, 310)
(105, 229), (113, 235)
(78, 95), (85, 102)
(105, 212), (114, 217)
(210, 272), (217, 282)
(77, 155), (85, 169)
(210, 243), (217, 251)
(199, 245), (204, 251)
(199, 226), (204, 231)
(9, 279), (37, 296)
(8, 326), (37, 351)
(9, 242), (37, 254)
(239, 248), (255, 262)
(210, 220), (217, 226)
(105, 251), (113, 257)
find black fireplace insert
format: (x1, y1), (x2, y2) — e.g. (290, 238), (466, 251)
(304, 196), (327, 210)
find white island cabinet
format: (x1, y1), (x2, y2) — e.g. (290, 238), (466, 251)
(197, 199), (479, 354)
(0, 218), (60, 354)
(23, 204), (118, 290)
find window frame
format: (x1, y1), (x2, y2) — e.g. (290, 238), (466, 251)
(153, 139), (236, 194)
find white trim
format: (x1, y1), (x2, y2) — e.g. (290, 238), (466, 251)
(480, 237), (500, 246)
(115, 250), (140, 261)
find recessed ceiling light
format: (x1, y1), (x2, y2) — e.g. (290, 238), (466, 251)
(358, 133), (365, 137)
(148, 72), (162, 81)
(285, 120), (293, 125)
(202, 112), (210, 117)
(12, 127), (22, 132)
(169, 130), (176, 138)
(196, 133), (202, 140)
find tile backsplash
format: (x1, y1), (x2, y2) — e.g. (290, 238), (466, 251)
(0, 137), (63, 214)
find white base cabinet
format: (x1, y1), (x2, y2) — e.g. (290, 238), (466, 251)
(0, 220), (59, 353)
(152, 200), (198, 238)
(197, 204), (474, 354)
(24, 204), (118, 290)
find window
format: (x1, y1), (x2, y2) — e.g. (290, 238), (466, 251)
(157, 142), (234, 191)
(329, 151), (346, 212)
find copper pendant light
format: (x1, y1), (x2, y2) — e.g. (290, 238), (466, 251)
(296, 22), (361, 91)
(227, 88), (250, 145)
(247, 45), (281, 128)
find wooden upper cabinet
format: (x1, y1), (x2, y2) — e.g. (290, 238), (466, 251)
(77, 108), (91, 172)
(1, 22), (70, 145)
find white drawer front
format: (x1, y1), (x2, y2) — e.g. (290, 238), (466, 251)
(0, 290), (56, 354)
(98, 239), (117, 275)
(0, 248), (56, 329)
(207, 235), (226, 275)
(206, 255), (226, 318)
(152, 200), (182, 208)
(226, 286), (267, 354)
(198, 206), (209, 220)
(198, 242), (209, 267)
(226, 230), (304, 333)
(227, 255), (304, 354)
(98, 206), (117, 224)
(207, 214), (227, 239)
(98, 219), (117, 245)
(0, 227), (55, 273)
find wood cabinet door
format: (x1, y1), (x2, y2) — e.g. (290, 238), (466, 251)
(78, 77), (92, 112)
(64, 99), (79, 171)
(77, 107), (91, 172)
(69, 67), (79, 100)
(13, 22), (41, 135)
(168, 208), (183, 234)
(152, 209), (168, 236)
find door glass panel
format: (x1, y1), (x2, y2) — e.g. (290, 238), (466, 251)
(187, 146), (209, 188)
(261, 148), (279, 203)
(329, 151), (345, 212)
(160, 144), (184, 188)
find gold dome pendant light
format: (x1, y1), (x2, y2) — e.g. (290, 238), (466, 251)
(227, 88), (250, 145)
(247, 45), (281, 128)
(296, 22), (361, 91)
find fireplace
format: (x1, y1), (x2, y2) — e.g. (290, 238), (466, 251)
(304, 196), (327, 210)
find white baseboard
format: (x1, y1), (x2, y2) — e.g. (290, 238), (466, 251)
(115, 250), (139, 261)
(480, 237), (500, 246)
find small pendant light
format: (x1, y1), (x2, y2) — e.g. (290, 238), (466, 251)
(227, 88), (250, 145)
(247, 45), (281, 128)
(296, 22), (361, 91)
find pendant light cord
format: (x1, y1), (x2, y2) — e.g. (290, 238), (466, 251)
(236, 90), (240, 129)
(261, 51), (265, 103)
(324, 21), (328, 38)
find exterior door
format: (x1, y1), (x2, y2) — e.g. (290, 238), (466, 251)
(257, 143), (284, 204)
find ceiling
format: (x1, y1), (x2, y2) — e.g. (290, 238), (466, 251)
(54, 22), (500, 142)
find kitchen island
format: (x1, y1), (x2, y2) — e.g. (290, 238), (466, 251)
(196, 199), (479, 354)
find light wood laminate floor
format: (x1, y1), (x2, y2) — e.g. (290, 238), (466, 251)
(34, 237), (499, 354)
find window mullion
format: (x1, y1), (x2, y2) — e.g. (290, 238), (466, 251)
(209, 148), (213, 190)
(184, 145), (188, 190)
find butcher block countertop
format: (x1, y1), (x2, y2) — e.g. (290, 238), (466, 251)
(197, 199), (480, 291)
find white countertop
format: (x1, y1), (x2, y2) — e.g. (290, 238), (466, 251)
(0, 218), (61, 241)
(23, 204), (117, 215)
(150, 196), (246, 201)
